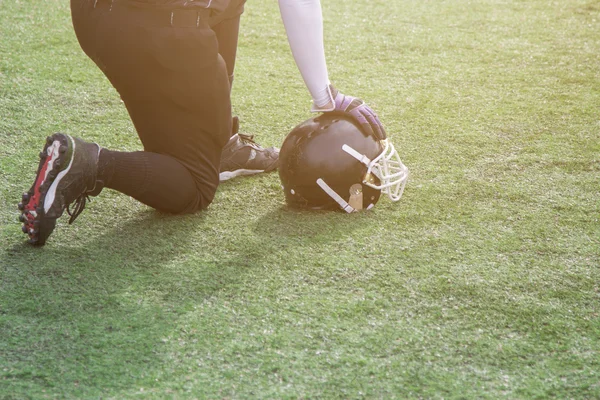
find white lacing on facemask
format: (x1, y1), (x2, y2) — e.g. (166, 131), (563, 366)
(342, 139), (408, 202)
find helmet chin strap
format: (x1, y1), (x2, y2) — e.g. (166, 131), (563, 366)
(316, 178), (356, 213)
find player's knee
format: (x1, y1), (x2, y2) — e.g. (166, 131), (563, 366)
(175, 182), (217, 214)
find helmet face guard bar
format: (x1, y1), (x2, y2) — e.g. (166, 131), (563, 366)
(342, 139), (409, 202)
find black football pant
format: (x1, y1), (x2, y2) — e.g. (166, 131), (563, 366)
(70, 0), (242, 213)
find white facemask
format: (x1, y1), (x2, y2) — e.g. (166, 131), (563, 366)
(343, 139), (409, 202)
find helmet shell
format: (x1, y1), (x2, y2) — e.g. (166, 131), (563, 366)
(279, 114), (383, 210)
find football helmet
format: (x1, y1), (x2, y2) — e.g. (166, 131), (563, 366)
(279, 114), (408, 212)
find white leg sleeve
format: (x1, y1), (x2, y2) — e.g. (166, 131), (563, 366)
(278, 0), (333, 109)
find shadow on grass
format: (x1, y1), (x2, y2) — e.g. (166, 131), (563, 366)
(253, 205), (369, 243)
(1, 209), (233, 394)
(0, 195), (365, 396)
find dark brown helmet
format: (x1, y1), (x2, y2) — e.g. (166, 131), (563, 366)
(279, 114), (408, 212)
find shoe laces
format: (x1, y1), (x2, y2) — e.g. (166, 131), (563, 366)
(67, 193), (90, 225)
(238, 133), (262, 149)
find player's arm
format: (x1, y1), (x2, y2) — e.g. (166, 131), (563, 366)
(277, 0), (386, 139)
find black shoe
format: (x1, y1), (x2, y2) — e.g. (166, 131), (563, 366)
(219, 118), (279, 181)
(18, 134), (102, 246)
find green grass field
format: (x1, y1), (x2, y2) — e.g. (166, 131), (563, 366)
(1, 0), (599, 398)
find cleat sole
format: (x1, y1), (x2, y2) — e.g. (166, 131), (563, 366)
(19, 133), (71, 246)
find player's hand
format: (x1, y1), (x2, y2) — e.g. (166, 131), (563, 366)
(319, 85), (387, 140)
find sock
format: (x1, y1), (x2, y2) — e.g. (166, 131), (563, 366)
(97, 149), (202, 214)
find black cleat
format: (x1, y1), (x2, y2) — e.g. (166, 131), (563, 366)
(219, 118), (279, 181)
(19, 134), (103, 246)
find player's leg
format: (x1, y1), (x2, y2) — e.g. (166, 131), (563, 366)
(74, 0), (231, 211)
(18, 0), (228, 245)
(213, 13), (241, 90)
(212, 10), (279, 181)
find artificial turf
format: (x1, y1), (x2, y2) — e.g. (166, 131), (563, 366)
(1, 0), (599, 398)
